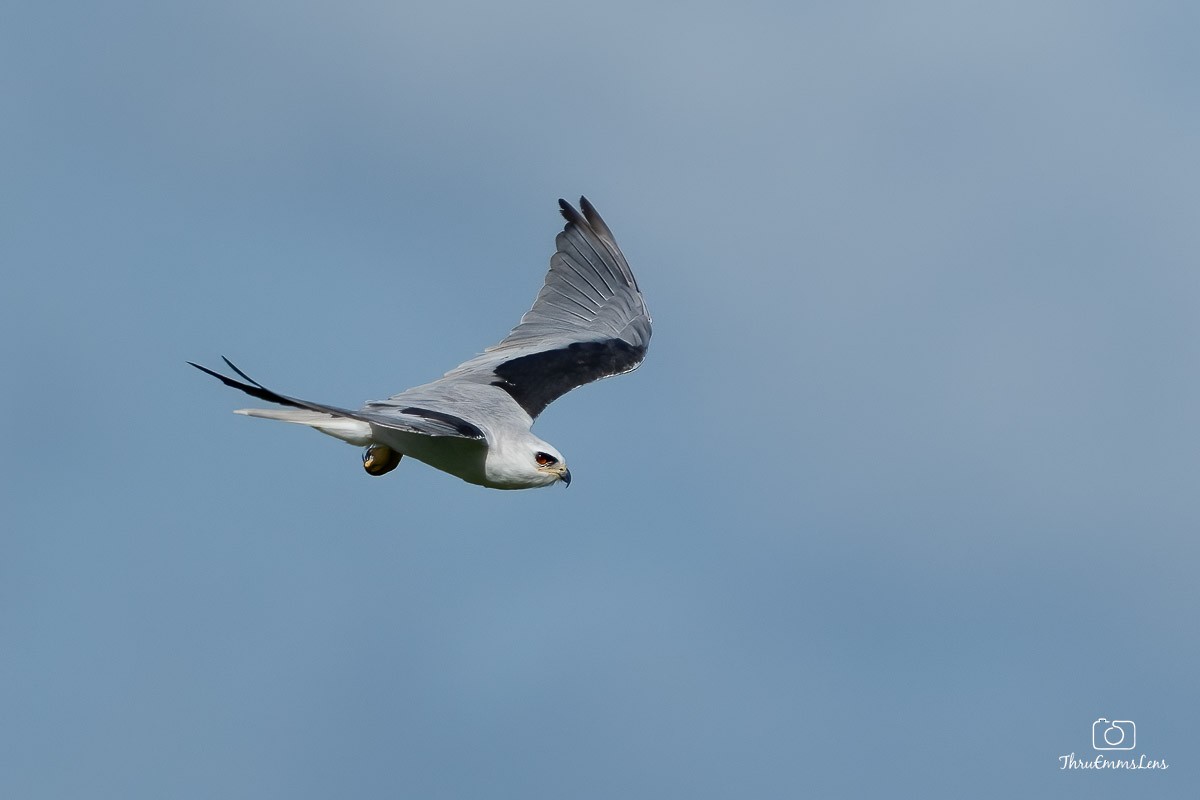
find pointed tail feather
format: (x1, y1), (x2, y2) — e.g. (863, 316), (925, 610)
(190, 358), (375, 446)
(234, 408), (374, 446)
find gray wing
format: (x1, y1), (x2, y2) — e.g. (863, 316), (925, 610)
(189, 358), (485, 439)
(436, 197), (652, 418)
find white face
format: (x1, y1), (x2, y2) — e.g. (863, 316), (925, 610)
(530, 444), (571, 487)
(485, 435), (571, 489)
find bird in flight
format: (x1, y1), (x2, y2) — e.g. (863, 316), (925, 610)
(191, 197), (651, 490)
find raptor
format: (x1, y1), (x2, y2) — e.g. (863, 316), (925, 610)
(191, 197), (651, 489)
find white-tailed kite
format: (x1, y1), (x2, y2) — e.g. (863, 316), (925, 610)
(191, 197), (651, 490)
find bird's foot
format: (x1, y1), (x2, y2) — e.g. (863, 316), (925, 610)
(362, 444), (402, 476)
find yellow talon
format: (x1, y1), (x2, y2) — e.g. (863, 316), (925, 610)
(362, 444), (402, 476)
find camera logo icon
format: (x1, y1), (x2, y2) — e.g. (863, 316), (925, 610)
(1092, 718), (1136, 751)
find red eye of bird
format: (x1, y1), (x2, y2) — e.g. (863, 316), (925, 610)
(535, 451), (556, 467)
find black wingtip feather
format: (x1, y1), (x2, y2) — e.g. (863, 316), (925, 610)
(189, 358), (306, 409)
(558, 197), (584, 227)
(559, 196), (616, 246)
(220, 356), (264, 387)
(578, 196), (616, 243)
(188, 360), (231, 384)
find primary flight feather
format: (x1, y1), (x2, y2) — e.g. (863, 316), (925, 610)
(191, 197), (651, 489)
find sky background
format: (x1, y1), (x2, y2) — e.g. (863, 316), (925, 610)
(2, 2), (1197, 797)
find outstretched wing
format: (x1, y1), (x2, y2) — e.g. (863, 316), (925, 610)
(440, 197), (652, 418)
(189, 358), (485, 439)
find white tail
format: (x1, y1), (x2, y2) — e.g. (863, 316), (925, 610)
(234, 408), (374, 446)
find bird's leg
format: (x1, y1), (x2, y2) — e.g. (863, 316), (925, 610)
(362, 444), (402, 476)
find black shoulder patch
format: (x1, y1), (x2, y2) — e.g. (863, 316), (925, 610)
(491, 338), (646, 418)
(399, 407), (485, 439)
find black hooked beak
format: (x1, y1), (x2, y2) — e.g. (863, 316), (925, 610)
(560, 467), (572, 487)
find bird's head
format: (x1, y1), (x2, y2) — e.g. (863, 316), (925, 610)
(531, 443), (571, 488)
(486, 433), (571, 489)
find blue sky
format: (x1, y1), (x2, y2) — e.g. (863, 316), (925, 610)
(2, 2), (1197, 797)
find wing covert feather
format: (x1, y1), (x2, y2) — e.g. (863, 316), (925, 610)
(437, 198), (651, 418)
